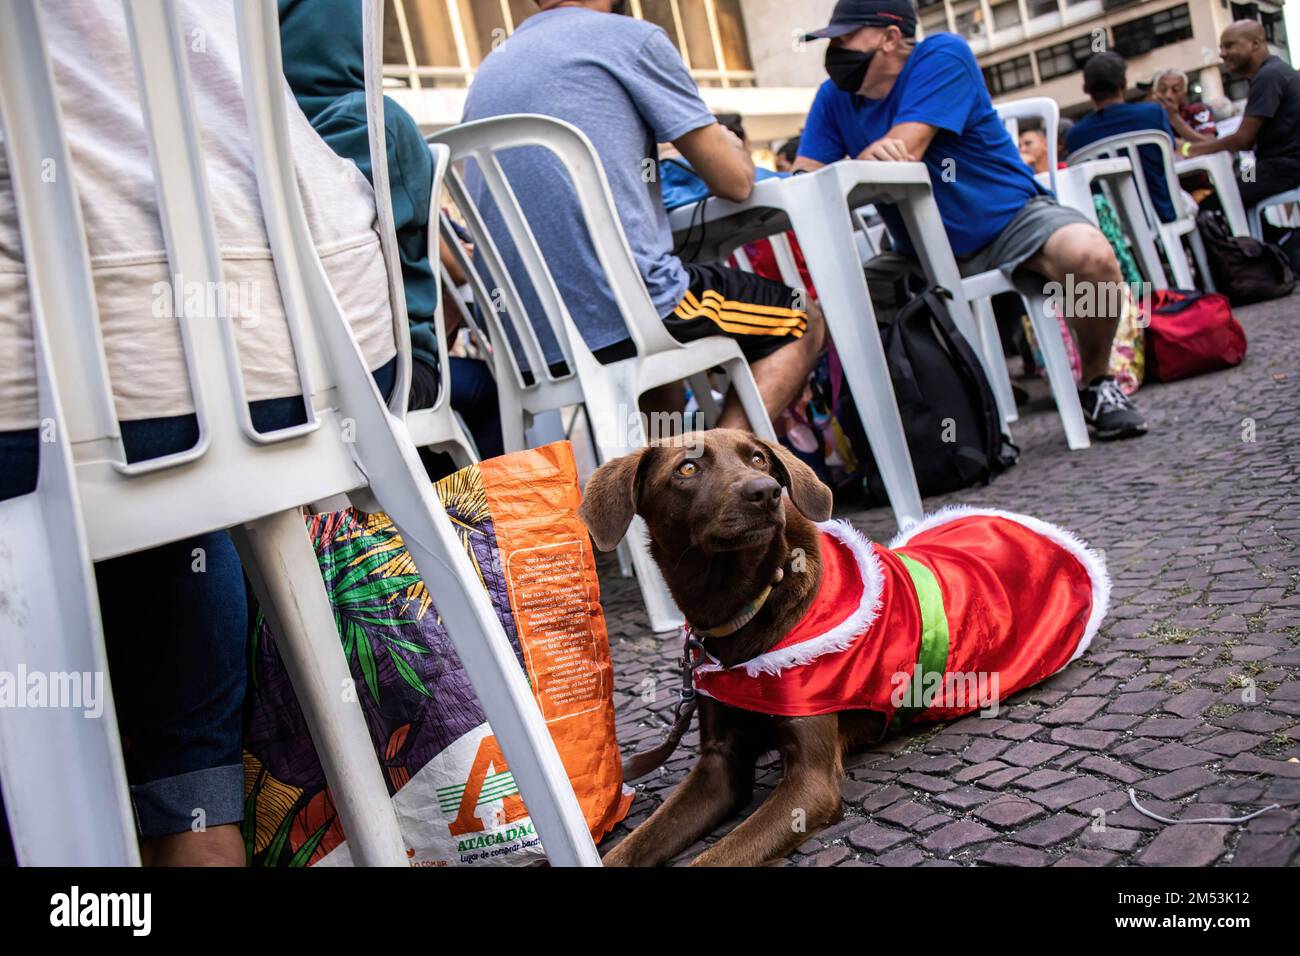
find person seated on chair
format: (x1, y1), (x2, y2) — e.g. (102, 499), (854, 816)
(776, 135), (803, 174)
(793, 0), (1147, 442)
(1017, 127), (1050, 175)
(1185, 20), (1300, 243)
(1152, 68), (1217, 144)
(1067, 52), (1181, 225)
(279, 0), (503, 467)
(460, 0), (826, 432)
(0, 0), (406, 865)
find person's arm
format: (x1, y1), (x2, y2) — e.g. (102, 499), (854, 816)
(1186, 116), (1265, 156)
(673, 123), (754, 202)
(790, 81), (850, 173)
(857, 121), (938, 162)
(1167, 108), (1213, 144)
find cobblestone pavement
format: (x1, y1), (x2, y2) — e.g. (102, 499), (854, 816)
(596, 292), (1300, 867)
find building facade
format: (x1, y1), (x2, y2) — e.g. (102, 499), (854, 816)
(921, 0), (1291, 116)
(381, 1), (1290, 140)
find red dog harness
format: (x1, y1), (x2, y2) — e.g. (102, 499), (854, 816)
(691, 509), (1109, 725)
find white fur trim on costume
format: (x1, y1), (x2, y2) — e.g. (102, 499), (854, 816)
(889, 505), (1110, 665)
(694, 519), (885, 679)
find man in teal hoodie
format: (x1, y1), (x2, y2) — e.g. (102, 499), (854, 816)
(278, 0), (501, 461)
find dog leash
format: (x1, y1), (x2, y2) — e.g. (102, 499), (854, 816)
(621, 630), (707, 782)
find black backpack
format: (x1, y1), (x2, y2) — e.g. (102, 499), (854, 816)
(1196, 209), (1296, 306)
(840, 287), (1018, 503)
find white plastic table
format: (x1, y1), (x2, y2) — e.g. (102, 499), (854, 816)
(1043, 157), (1170, 287)
(1175, 151), (1249, 237)
(669, 161), (993, 529)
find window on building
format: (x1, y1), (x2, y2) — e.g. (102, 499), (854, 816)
(382, 0), (756, 89)
(953, 6), (987, 41)
(991, 1), (1022, 31)
(920, 7), (951, 35)
(983, 54), (1036, 95)
(1036, 32), (1101, 81)
(1026, 0), (1060, 19)
(1112, 3), (1193, 57)
(1262, 9), (1287, 47)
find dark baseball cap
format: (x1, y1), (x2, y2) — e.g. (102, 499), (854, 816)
(803, 0), (918, 41)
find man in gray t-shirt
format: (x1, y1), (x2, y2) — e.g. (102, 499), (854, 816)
(462, 0), (824, 429)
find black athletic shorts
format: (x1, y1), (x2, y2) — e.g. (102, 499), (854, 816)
(659, 262), (809, 362)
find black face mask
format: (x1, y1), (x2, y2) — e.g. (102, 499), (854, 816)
(825, 44), (875, 95)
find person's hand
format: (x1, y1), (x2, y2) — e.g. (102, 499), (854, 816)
(717, 124), (745, 151)
(1154, 89), (1178, 116)
(857, 137), (914, 163)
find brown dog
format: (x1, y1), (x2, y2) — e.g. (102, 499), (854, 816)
(579, 429), (886, 866)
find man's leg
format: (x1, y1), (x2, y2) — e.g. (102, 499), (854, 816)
(718, 300), (825, 429)
(1023, 221), (1147, 440)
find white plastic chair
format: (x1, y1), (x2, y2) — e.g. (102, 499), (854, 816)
(429, 114), (777, 634)
(0, 0), (597, 867)
(1069, 131), (1215, 292)
(997, 96), (1061, 194)
(1174, 151), (1249, 237)
(1246, 186), (1300, 241)
(396, 144), (479, 464)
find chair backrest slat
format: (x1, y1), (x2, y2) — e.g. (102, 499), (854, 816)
(1067, 130), (1185, 227)
(442, 165), (554, 383)
(361, 0), (411, 415)
(0, 0), (120, 458)
(996, 96), (1060, 194)
(430, 115), (684, 377)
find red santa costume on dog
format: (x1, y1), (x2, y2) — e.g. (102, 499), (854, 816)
(691, 508), (1109, 726)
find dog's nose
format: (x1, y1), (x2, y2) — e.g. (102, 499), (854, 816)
(741, 475), (782, 509)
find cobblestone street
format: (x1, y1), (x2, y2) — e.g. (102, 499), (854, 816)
(597, 293), (1300, 867)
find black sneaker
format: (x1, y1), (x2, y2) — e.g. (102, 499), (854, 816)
(1079, 376), (1148, 441)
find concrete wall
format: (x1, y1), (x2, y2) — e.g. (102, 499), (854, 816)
(740, 0), (834, 88)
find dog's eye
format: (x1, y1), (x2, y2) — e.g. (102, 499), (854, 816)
(751, 452), (766, 467)
(676, 461), (698, 477)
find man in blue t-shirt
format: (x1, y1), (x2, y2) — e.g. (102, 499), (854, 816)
(463, 0), (824, 430)
(1067, 52), (1180, 223)
(796, 0), (1146, 441)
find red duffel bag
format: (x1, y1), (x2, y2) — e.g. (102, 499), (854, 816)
(1144, 289), (1247, 382)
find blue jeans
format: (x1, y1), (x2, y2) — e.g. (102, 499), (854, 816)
(0, 360), (395, 838)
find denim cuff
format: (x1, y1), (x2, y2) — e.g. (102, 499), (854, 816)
(131, 763), (245, 838)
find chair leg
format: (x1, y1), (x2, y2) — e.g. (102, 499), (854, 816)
(0, 500), (139, 865)
(721, 357), (778, 441)
(1022, 293), (1090, 451)
(1161, 230), (1195, 288)
(971, 296), (1019, 425)
(584, 399), (685, 632)
(231, 508), (410, 867)
(1187, 229), (1216, 294)
(688, 372), (721, 429)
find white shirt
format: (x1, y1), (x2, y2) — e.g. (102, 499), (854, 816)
(0, 0), (396, 431)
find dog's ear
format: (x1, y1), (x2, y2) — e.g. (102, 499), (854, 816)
(759, 437), (833, 522)
(578, 448), (650, 551)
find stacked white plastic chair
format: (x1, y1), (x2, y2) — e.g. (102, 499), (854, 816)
(0, 0), (598, 867)
(1068, 131), (1215, 292)
(429, 114), (778, 634)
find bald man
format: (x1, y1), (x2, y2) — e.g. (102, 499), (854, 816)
(1186, 20), (1300, 218)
